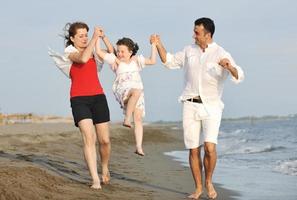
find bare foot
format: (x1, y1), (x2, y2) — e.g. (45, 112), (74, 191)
(101, 171), (110, 185)
(206, 183), (217, 199)
(187, 190), (203, 199)
(134, 148), (145, 156)
(123, 123), (132, 128)
(123, 118), (132, 128)
(90, 182), (101, 189)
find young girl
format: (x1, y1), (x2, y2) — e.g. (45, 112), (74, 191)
(96, 36), (157, 156)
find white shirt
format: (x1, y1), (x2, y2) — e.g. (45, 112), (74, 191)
(48, 45), (103, 78)
(164, 42), (244, 112)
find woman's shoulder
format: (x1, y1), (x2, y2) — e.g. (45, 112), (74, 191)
(64, 45), (79, 54)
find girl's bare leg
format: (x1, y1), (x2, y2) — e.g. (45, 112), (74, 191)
(123, 89), (141, 127)
(133, 108), (144, 156)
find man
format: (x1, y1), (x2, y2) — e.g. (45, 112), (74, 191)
(152, 18), (244, 199)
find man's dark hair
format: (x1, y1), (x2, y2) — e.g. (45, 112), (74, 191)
(194, 17), (215, 38)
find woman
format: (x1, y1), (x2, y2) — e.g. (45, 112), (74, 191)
(64, 22), (113, 189)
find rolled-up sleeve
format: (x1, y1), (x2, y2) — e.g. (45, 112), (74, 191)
(163, 49), (185, 69)
(232, 64), (244, 84)
(222, 52), (244, 84)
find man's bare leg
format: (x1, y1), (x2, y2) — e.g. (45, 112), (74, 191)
(188, 147), (203, 199)
(204, 142), (217, 199)
(95, 122), (111, 184)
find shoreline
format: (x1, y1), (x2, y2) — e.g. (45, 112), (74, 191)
(0, 123), (240, 199)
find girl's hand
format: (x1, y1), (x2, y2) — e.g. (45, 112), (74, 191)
(93, 27), (102, 39)
(150, 34), (159, 45)
(97, 27), (105, 38)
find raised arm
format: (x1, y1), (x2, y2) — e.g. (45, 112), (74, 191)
(68, 27), (101, 63)
(144, 43), (157, 65)
(101, 30), (114, 54)
(95, 37), (120, 64)
(95, 28), (111, 59)
(151, 35), (167, 63)
(95, 31), (120, 72)
(95, 36), (108, 60)
(150, 34), (184, 69)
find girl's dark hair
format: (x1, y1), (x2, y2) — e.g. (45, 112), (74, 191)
(64, 22), (89, 47)
(116, 37), (139, 56)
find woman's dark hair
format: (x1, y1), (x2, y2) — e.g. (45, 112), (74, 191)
(194, 17), (215, 38)
(116, 37), (139, 57)
(64, 22), (89, 47)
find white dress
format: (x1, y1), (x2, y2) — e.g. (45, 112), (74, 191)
(104, 53), (146, 117)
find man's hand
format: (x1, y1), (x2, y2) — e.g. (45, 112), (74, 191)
(219, 58), (232, 70)
(219, 58), (239, 79)
(150, 34), (167, 63)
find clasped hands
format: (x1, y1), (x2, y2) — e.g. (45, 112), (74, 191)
(93, 26), (106, 38)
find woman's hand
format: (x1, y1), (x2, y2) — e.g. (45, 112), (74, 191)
(93, 27), (103, 39)
(97, 27), (106, 38)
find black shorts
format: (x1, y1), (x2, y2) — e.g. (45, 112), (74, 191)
(70, 94), (110, 127)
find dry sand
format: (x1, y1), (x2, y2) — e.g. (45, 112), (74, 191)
(0, 123), (240, 200)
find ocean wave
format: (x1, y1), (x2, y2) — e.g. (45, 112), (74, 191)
(164, 151), (189, 167)
(274, 159), (297, 176)
(219, 129), (248, 139)
(244, 145), (286, 154)
(223, 145), (286, 155)
(222, 114), (297, 122)
(227, 129), (247, 135)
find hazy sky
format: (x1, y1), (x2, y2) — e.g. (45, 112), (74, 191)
(0, 0), (296, 122)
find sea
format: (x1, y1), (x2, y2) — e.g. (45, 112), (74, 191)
(164, 116), (297, 200)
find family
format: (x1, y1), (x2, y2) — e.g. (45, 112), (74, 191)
(49, 17), (244, 199)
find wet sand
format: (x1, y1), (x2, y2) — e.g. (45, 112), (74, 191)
(0, 123), (240, 200)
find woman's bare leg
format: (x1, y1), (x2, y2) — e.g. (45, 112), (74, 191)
(78, 119), (101, 189)
(95, 122), (111, 184)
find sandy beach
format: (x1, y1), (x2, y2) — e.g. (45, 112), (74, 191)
(0, 122), (239, 200)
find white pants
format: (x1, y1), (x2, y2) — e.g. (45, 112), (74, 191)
(182, 101), (222, 149)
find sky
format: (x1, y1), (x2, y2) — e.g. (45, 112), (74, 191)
(0, 0), (296, 122)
